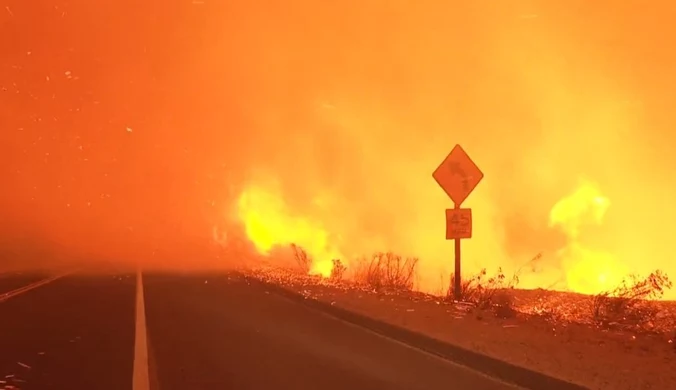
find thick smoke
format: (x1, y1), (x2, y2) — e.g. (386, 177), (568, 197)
(2, 1), (676, 298)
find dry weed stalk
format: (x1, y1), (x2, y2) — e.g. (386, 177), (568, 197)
(330, 259), (347, 281)
(451, 268), (519, 307)
(290, 244), (311, 274)
(591, 270), (672, 329)
(288, 245), (417, 292)
(364, 252), (419, 292)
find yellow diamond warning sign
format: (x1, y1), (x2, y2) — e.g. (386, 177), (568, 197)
(432, 144), (483, 206)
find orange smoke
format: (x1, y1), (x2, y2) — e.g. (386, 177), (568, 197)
(207, 1), (676, 300)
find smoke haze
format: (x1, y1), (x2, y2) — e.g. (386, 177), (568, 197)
(2, 1), (676, 296)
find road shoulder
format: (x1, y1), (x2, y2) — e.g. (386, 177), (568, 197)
(245, 274), (588, 390)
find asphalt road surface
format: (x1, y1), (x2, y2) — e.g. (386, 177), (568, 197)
(0, 272), (527, 390)
(0, 272), (54, 297)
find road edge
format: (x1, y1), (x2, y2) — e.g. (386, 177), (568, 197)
(245, 275), (589, 390)
(0, 272), (72, 302)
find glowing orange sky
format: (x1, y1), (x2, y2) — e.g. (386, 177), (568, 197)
(1, 1), (675, 293)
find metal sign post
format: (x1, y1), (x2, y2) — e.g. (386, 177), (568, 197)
(433, 144), (484, 301)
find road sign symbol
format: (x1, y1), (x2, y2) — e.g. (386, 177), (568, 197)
(446, 208), (472, 239)
(432, 144), (484, 206)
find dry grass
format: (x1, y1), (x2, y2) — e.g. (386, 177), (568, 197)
(286, 244), (675, 333)
(290, 244), (311, 274)
(330, 259), (347, 281)
(445, 255), (545, 319)
(361, 252), (419, 292)
(591, 270), (672, 330)
(288, 245), (418, 292)
(451, 268), (517, 305)
(448, 267), (519, 318)
(347, 252), (420, 292)
(348, 256), (371, 284)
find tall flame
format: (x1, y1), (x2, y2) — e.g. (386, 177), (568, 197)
(236, 185), (341, 277)
(549, 181), (627, 294)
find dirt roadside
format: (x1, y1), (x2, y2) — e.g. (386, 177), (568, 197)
(250, 269), (676, 390)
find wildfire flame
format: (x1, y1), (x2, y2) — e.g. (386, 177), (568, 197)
(232, 178), (635, 297)
(549, 181), (628, 295)
(236, 185), (341, 277)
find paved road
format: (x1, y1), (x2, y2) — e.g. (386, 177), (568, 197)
(0, 272), (54, 295)
(0, 274), (136, 390)
(0, 272), (524, 390)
